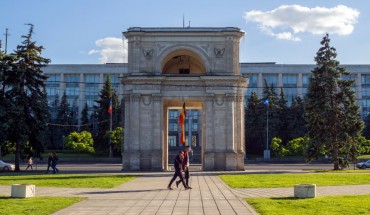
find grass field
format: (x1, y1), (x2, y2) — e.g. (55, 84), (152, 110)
(0, 196), (84, 215)
(246, 195), (370, 215)
(0, 174), (138, 188)
(358, 154), (370, 159)
(220, 173), (370, 188)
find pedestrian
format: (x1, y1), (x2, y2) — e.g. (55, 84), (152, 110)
(176, 146), (192, 189)
(52, 152), (59, 173)
(45, 153), (54, 174)
(25, 156), (33, 170)
(167, 150), (190, 190)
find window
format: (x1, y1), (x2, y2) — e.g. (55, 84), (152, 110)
(263, 74), (278, 87)
(169, 110), (178, 119)
(168, 136), (177, 147)
(168, 122), (178, 131)
(246, 74), (257, 97)
(179, 69), (190, 74)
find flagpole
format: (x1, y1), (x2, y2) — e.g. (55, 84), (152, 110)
(264, 99), (270, 159)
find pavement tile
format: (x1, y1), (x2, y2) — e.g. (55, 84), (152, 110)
(0, 172), (260, 215)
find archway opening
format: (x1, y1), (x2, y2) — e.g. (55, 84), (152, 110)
(162, 50), (206, 74)
(163, 100), (203, 171)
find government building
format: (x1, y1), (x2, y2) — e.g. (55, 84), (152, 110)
(42, 27), (370, 171)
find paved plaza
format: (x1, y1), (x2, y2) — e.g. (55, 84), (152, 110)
(1, 171), (370, 215)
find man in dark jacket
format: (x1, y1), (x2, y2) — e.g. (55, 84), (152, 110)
(176, 146), (191, 189)
(167, 151), (189, 190)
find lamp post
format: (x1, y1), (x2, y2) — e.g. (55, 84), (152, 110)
(263, 99), (270, 159)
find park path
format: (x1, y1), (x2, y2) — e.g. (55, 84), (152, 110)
(2, 172), (370, 214)
(232, 184), (370, 198)
(0, 173), (257, 215)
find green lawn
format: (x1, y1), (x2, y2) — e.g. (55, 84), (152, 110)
(220, 173), (370, 188)
(0, 196), (84, 215)
(246, 195), (370, 215)
(358, 154), (370, 159)
(0, 174), (138, 188)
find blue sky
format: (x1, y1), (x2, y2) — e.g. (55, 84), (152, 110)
(0, 0), (369, 64)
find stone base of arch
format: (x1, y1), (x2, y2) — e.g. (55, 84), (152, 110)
(121, 75), (246, 171)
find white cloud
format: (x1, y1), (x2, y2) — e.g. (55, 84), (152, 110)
(244, 5), (359, 41)
(88, 37), (127, 63)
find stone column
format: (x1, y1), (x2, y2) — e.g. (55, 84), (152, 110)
(78, 73), (85, 125)
(278, 73), (283, 88)
(257, 73), (263, 98)
(225, 94), (236, 170)
(236, 95), (245, 170)
(356, 73), (362, 108)
(297, 73), (303, 98)
(123, 94), (141, 170)
(122, 95), (130, 170)
(60, 73), (65, 99)
(152, 94), (162, 170)
(203, 94), (215, 171)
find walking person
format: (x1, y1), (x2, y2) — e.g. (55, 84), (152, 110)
(52, 152), (59, 173)
(25, 156), (33, 170)
(45, 153), (54, 173)
(167, 151), (190, 190)
(176, 146), (192, 189)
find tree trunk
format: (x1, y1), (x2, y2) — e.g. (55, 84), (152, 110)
(14, 140), (21, 172)
(333, 146), (339, 170)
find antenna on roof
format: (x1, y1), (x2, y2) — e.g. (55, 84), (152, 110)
(183, 15), (185, 28)
(188, 21), (191, 28)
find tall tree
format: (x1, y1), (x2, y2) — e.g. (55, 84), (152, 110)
(56, 92), (73, 135)
(262, 79), (279, 150)
(362, 114), (370, 139)
(95, 75), (120, 154)
(80, 102), (90, 131)
(305, 34), (364, 170)
(1, 24), (50, 171)
(288, 96), (306, 140)
(245, 92), (264, 155)
(276, 87), (290, 145)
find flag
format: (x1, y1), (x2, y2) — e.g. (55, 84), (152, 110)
(178, 103), (186, 145)
(263, 99), (269, 105)
(108, 100), (112, 114)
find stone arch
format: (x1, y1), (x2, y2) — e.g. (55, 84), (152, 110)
(157, 45), (210, 74)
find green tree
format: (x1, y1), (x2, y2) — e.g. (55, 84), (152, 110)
(358, 136), (370, 155)
(286, 136), (309, 156)
(270, 137), (288, 158)
(65, 131), (94, 153)
(105, 127), (124, 154)
(54, 92), (73, 149)
(95, 75), (120, 154)
(288, 96), (306, 140)
(80, 102), (90, 131)
(262, 79), (279, 152)
(305, 34), (364, 170)
(245, 92), (264, 155)
(1, 24), (50, 171)
(362, 114), (370, 139)
(276, 87), (290, 145)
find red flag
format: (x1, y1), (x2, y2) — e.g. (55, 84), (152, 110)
(178, 103), (186, 145)
(108, 100), (112, 114)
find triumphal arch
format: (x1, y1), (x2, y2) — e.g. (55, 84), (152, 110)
(122, 27), (247, 171)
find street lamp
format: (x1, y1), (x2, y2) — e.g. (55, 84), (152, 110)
(263, 99), (270, 159)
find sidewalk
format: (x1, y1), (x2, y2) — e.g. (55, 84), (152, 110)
(0, 173), (257, 215)
(2, 172), (370, 215)
(232, 184), (370, 198)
